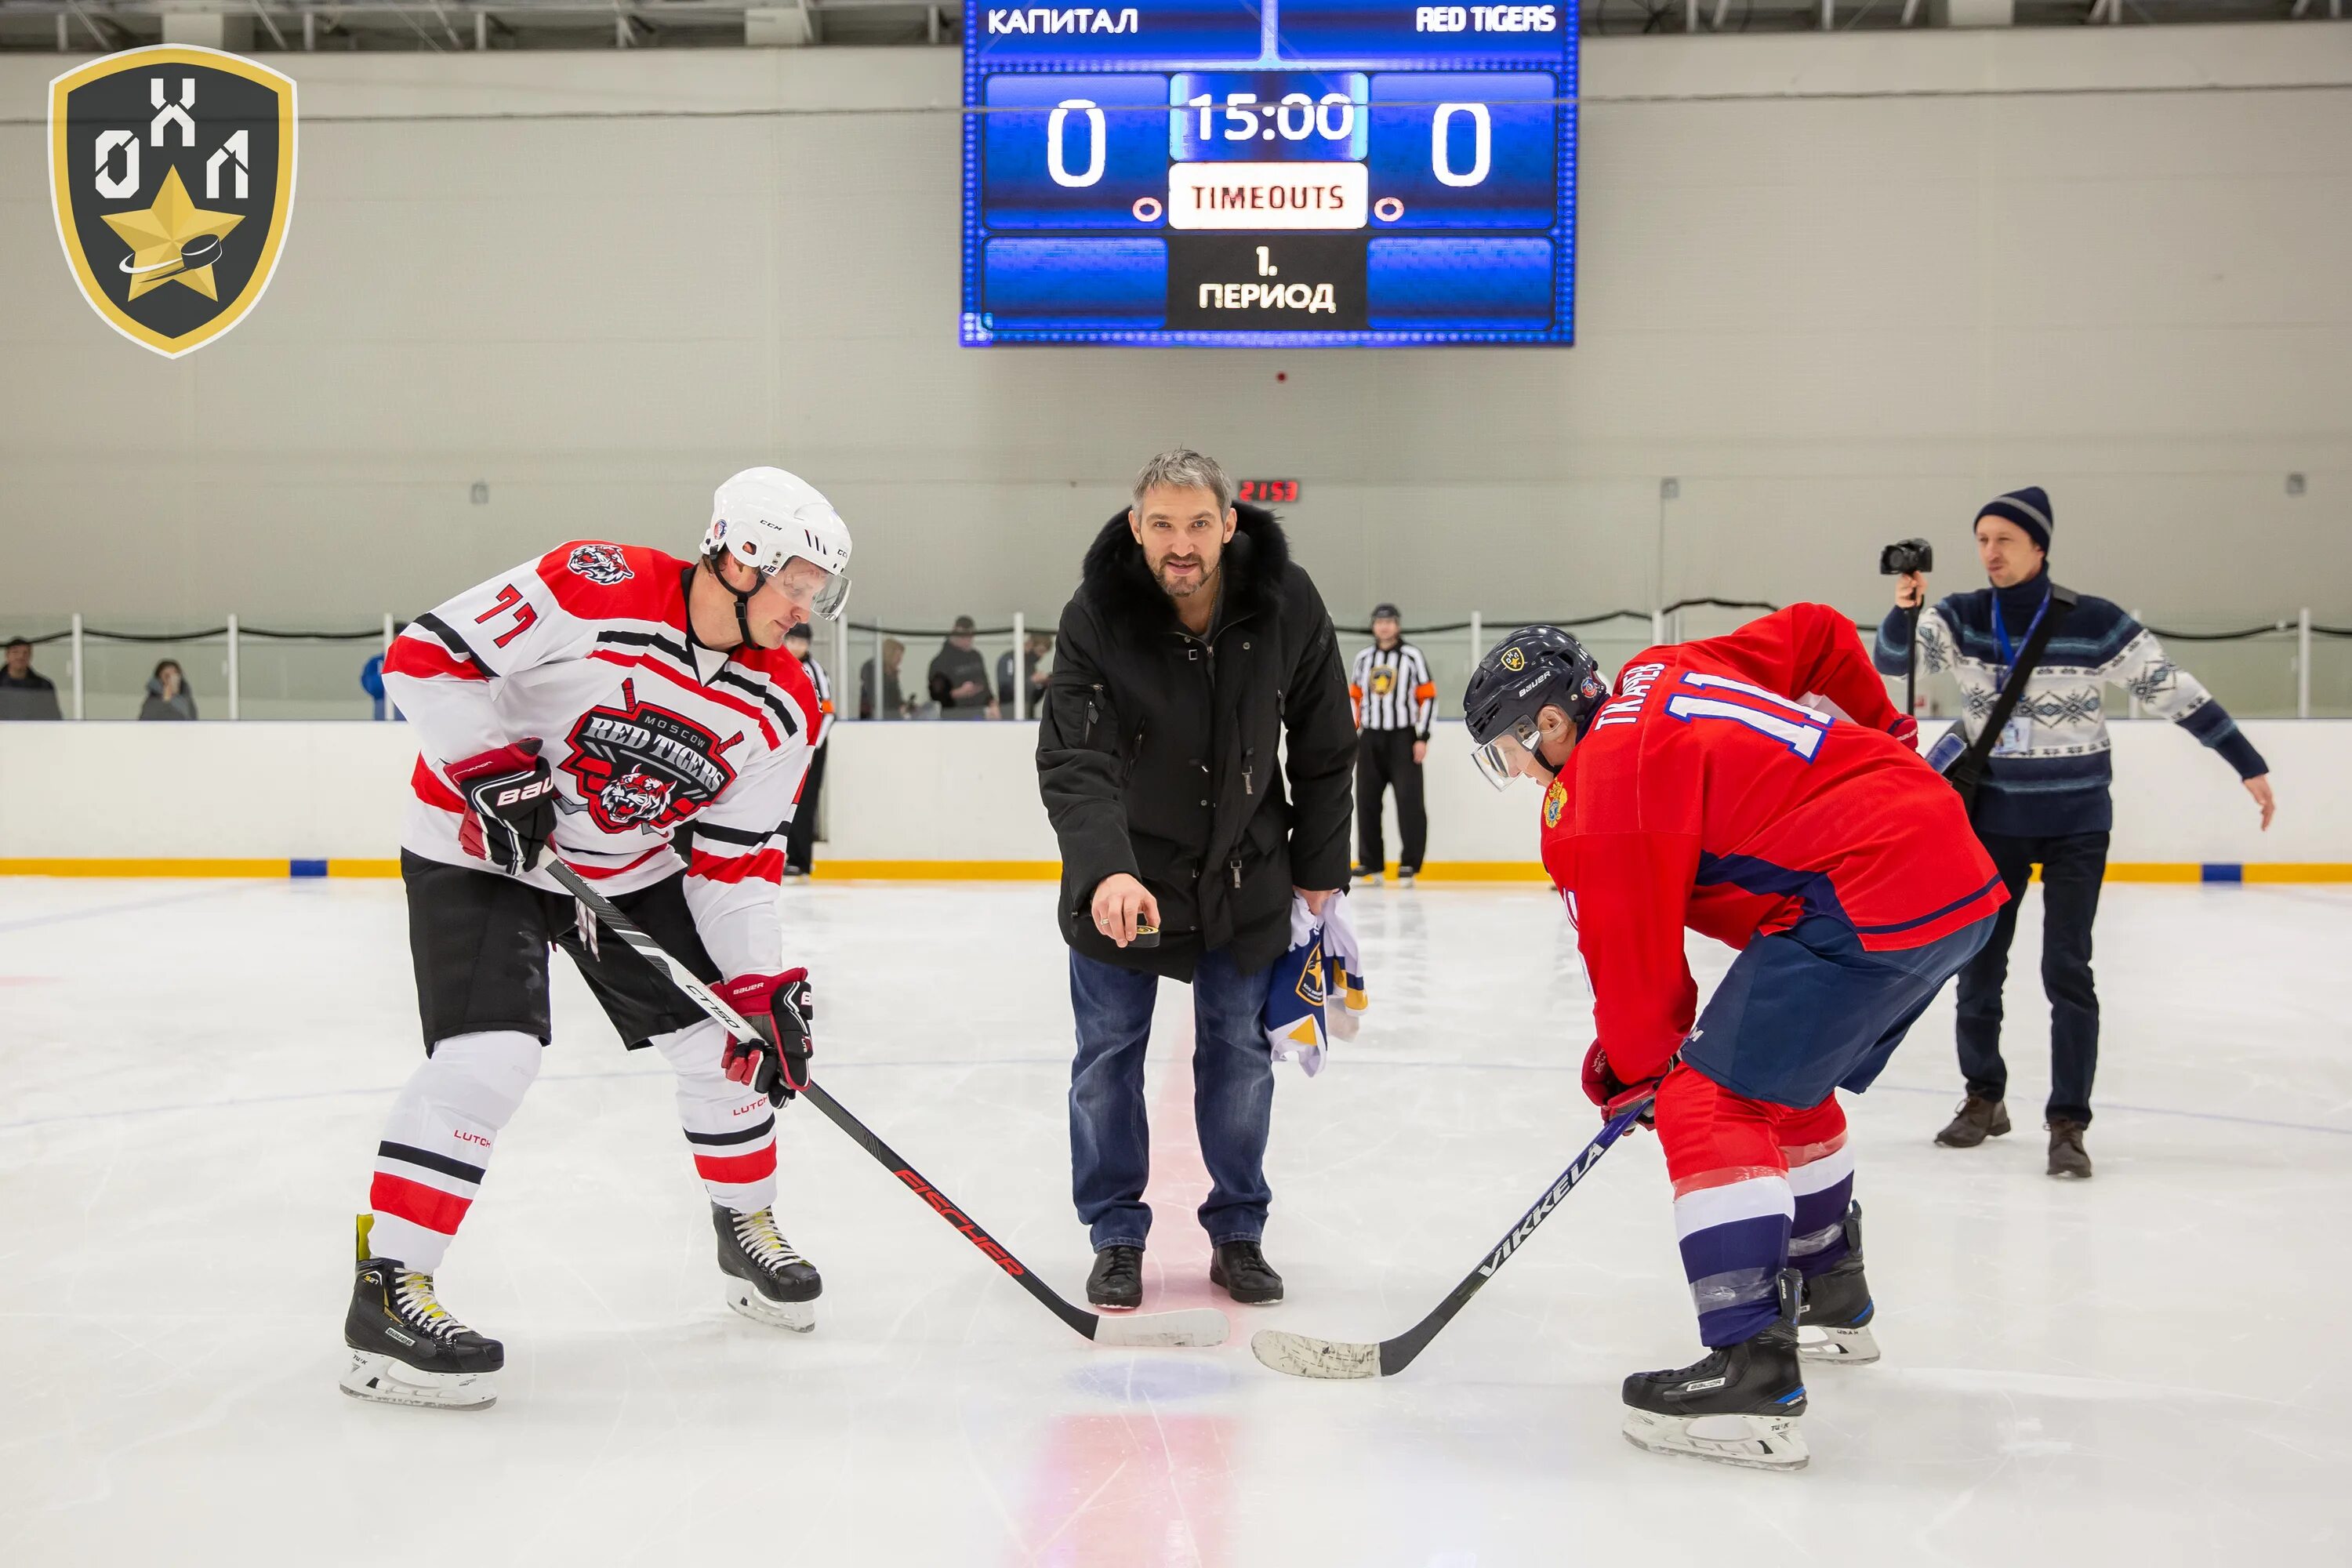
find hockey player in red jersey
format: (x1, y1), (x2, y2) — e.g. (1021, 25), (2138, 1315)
(1461, 604), (2005, 1470)
(340, 468), (848, 1410)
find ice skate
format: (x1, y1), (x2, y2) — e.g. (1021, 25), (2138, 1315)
(715, 1203), (822, 1332)
(341, 1225), (503, 1410)
(1621, 1272), (1809, 1472)
(1797, 1203), (1880, 1365)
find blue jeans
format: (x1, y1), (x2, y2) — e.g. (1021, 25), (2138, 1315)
(1068, 947), (1276, 1252)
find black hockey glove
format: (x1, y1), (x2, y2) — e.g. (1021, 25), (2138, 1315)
(447, 740), (557, 874)
(716, 969), (815, 1107)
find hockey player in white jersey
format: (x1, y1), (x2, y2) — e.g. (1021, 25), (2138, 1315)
(340, 468), (849, 1410)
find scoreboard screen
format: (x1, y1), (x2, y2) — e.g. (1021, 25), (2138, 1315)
(960, 1), (1577, 347)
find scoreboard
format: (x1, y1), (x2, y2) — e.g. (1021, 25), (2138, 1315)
(960, 0), (1577, 347)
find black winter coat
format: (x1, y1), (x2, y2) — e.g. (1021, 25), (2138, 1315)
(1037, 504), (1356, 980)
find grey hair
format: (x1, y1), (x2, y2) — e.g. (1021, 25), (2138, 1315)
(1131, 448), (1233, 516)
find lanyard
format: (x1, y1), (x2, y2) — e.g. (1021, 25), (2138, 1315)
(1990, 587), (2050, 674)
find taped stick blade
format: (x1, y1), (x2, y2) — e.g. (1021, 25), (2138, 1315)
(1091, 1308), (1230, 1348)
(1250, 1328), (1382, 1380)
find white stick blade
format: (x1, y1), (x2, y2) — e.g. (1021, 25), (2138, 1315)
(1091, 1308), (1230, 1348)
(1250, 1328), (1381, 1380)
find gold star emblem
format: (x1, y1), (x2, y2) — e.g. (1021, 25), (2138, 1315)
(100, 166), (242, 302)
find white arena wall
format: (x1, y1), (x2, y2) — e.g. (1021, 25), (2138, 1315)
(0, 718), (2339, 875)
(2, 26), (2350, 633)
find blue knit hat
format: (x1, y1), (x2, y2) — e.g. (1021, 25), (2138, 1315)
(1977, 486), (2053, 554)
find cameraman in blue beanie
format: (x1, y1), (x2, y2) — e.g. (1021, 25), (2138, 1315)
(1875, 487), (2276, 1178)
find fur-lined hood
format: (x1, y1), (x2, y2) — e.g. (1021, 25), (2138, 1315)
(1076, 502), (1290, 637)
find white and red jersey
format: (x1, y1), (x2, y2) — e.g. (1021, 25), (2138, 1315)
(383, 540), (819, 978)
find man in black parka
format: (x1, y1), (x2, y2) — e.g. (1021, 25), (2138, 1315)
(1037, 448), (1356, 1311)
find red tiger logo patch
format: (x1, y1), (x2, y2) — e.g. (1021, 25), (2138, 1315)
(561, 681), (739, 833)
(566, 543), (633, 586)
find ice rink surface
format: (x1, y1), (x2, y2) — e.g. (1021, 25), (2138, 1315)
(2, 875), (2347, 1566)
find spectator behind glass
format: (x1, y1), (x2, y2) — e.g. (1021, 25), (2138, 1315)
(1, 637), (64, 720)
(997, 630), (1054, 713)
(858, 636), (909, 720)
(929, 615), (999, 720)
(139, 659), (198, 721)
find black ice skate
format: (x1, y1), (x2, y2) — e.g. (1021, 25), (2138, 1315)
(340, 1221), (503, 1410)
(714, 1203), (822, 1333)
(1621, 1270), (1809, 1472)
(1797, 1202), (1880, 1366)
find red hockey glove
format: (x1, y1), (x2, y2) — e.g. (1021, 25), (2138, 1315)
(1887, 713), (1921, 751)
(447, 741), (556, 874)
(1581, 1044), (1659, 1130)
(717, 969), (814, 1107)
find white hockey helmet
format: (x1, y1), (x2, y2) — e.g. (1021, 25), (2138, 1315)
(702, 466), (854, 620)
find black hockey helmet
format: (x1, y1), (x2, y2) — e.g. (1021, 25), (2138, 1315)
(1462, 626), (1609, 789)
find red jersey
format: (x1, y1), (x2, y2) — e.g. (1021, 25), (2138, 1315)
(1540, 604), (2005, 1082)
(383, 542), (820, 979)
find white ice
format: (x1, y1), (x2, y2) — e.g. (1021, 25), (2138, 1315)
(2, 876), (2348, 1566)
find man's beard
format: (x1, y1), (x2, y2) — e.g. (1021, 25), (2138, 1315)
(1154, 557), (1216, 599)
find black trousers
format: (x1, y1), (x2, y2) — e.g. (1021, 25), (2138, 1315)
(784, 742), (827, 872)
(1355, 728), (1426, 873)
(1952, 829), (2109, 1124)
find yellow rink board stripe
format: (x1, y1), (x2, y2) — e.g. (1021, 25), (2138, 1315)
(2, 858), (2347, 884)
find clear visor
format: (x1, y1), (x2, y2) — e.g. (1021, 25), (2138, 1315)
(1470, 718), (1543, 792)
(807, 565), (852, 621)
(755, 553), (852, 621)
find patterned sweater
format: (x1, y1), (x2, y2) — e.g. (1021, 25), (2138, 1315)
(1873, 575), (2267, 838)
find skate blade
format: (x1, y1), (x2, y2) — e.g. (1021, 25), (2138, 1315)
(726, 1284), (817, 1334)
(1091, 1308), (1229, 1349)
(339, 1350), (497, 1411)
(1798, 1323), (1881, 1365)
(1251, 1329), (1381, 1380)
(1621, 1409), (1809, 1471)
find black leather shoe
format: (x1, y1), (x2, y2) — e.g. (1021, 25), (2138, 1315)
(1087, 1245), (1143, 1311)
(1209, 1240), (1284, 1305)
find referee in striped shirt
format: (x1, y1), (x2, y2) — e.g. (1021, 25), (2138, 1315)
(782, 622), (834, 878)
(1349, 604), (1435, 886)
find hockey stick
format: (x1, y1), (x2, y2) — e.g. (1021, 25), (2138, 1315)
(540, 857), (1229, 1350)
(1251, 1095), (1653, 1380)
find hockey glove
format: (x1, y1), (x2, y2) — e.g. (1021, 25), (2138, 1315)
(1581, 1044), (1659, 1130)
(717, 969), (815, 1107)
(447, 740), (557, 874)
(1887, 713), (1921, 751)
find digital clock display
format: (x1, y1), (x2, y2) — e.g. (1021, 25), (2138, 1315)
(1235, 478), (1301, 503)
(962, 1), (1577, 347)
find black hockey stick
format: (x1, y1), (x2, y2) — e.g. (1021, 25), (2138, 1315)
(540, 857), (1229, 1350)
(1251, 1095), (1653, 1380)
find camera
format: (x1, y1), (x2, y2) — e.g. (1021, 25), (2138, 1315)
(1879, 538), (1933, 576)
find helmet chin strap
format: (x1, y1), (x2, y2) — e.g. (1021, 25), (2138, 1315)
(705, 552), (761, 650)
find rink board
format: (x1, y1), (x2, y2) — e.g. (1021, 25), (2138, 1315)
(0, 717), (2341, 877)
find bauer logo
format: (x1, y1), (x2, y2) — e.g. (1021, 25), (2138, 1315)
(49, 46), (296, 358)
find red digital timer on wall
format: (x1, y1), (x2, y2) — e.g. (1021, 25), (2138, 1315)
(1236, 480), (1301, 504)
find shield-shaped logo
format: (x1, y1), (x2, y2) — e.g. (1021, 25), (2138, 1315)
(49, 46), (296, 358)
(1500, 646), (1526, 673)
